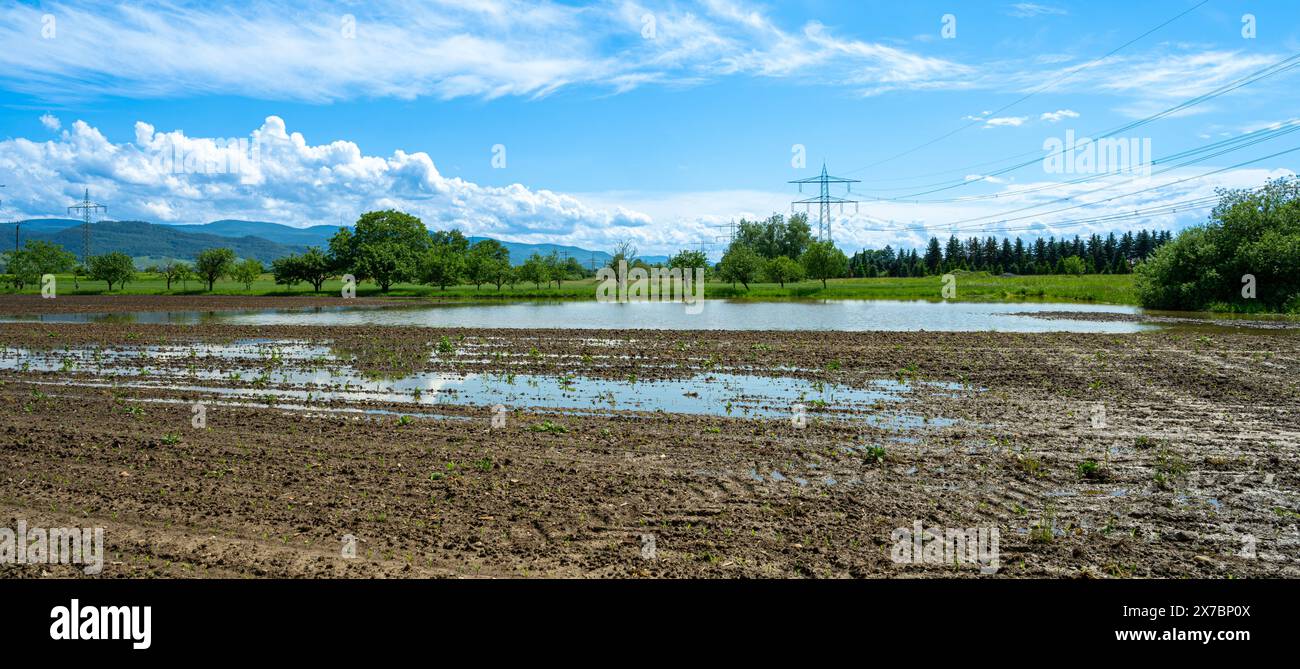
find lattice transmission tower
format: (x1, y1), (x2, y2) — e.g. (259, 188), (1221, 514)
(67, 188), (107, 263)
(789, 163), (859, 244)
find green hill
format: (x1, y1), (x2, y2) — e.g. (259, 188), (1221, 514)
(26, 220), (305, 264)
(8, 217), (671, 267)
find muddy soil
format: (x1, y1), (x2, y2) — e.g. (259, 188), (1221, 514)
(0, 294), (403, 316)
(1016, 309), (1300, 330)
(1, 297), (1298, 578)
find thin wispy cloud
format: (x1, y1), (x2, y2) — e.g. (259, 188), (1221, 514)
(964, 112), (1029, 128)
(1007, 3), (1068, 18)
(0, 1), (1285, 120)
(1040, 109), (1080, 122)
(0, 1), (971, 102)
(995, 48), (1290, 118)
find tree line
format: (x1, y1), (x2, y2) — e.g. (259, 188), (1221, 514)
(14, 202), (1258, 307)
(849, 229), (1172, 278)
(1, 241), (141, 291)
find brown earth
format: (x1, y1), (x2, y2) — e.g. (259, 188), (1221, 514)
(1, 296), (1298, 578)
(0, 294), (403, 316)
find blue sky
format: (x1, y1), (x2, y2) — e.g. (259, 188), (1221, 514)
(1, 0), (1298, 256)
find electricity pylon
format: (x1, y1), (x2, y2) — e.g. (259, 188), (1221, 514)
(67, 188), (107, 263)
(789, 163), (859, 244)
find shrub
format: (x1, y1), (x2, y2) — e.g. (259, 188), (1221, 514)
(1136, 178), (1300, 312)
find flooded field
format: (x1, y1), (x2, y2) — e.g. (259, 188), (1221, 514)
(0, 340), (966, 428)
(4, 298), (1158, 332)
(2, 295), (1298, 578)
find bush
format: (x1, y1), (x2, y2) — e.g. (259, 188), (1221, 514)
(1060, 256), (1086, 276)
(1137, 178), (1300, 313)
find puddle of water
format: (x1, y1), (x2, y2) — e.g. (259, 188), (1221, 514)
(1, 343), (963, 425)
(1174, 494), (1223, 513)
(1, 299), (1160, 333)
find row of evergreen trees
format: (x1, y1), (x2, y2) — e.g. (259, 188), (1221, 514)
(848, 229), (1172, 277)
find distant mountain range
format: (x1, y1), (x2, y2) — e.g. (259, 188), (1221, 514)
(1, 218), (669, 267)
(2, 219), (306, 264)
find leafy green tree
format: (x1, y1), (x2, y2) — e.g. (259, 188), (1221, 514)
(155, 260), (189, 291)
(274, 247), (335, 292)
(419, 245), (463, 290)
(518, 253), (550, 288)
(431, 229), (470, 253)
(418, 229), (469, 290)
(465, 239), (508, 289)
(271, 255), (302, 291)
(87, 252), (136, 291)
(328, 210), (431, 292)
(562, 256), (584, 280)
(175, 262), (195, 291)
(668, 249), (709, 279)
(800, 240), (849, 288)
(735, 213), (813, 260)
(195, 247), (236, 291)
(718, 243), (763, 290)
(764, 255), (804, 287)
(299, 247), (335, 292)
(542, 251), (566, 288)
(6, 240), (76, 289)
(232, 258), (263, 290)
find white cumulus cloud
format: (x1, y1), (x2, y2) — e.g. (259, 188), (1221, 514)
(0, 115), (655, 250)
(1040, 109), (1079, 123)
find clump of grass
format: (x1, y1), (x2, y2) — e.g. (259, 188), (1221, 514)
(1153, 447), (1188, 490)
(430, 461), (458, 481)
(161, 433), (181, 446)
(396, 415), (414, 426)
(474, 457), (493, 472)
(437, 336), (455, 356)
(1030, 507), (1056, 544)
(529, 420), (567, 434)
(1134, 436), (1156, 449)
(1077, 458), (1108, 481)
(863, 445), (887, 464)
(1012, 445), (1044, 477)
